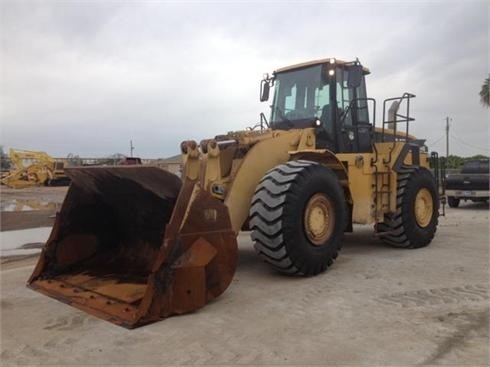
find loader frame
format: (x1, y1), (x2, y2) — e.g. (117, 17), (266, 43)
(27, 57), (439, 328)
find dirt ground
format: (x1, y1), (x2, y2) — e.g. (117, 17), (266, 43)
(0, 186), (66, 231)
(1, 186), (489, 366)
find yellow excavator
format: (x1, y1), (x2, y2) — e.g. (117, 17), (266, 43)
(1, 148), (69, 188)
(28, 58), (441, 328)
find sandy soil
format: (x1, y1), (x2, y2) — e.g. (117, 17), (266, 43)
(0, 187), (489, 366)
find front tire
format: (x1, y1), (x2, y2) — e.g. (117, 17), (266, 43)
(378, 167), (439, 248)
(249, 160), (347, 275)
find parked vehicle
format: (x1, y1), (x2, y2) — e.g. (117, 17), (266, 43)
(445, 159), (489, 207)
(119, 157), (142, 165)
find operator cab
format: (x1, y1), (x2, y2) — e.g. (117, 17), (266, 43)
(260, 58), (373, 153)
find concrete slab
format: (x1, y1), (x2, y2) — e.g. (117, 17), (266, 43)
(1, 202), (489, 366)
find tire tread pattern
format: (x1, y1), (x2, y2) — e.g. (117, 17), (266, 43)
(378, 166), (438, 248)
(250, 160), (343, 275)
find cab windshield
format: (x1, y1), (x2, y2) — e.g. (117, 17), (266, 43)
(270, 65), (330, 129)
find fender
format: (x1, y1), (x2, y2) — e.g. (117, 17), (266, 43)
(289, 149), (353, 232)
(224, 130), (305, 233)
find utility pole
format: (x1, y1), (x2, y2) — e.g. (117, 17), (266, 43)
(130, 140), (134, 157)
(445, 117), (450, 158)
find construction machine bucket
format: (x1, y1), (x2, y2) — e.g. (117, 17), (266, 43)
(28, 166), (238, 328)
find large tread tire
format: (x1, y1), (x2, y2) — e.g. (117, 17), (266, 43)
(447, 196), (460, 208)
(249, 160), (347, 276)
(378, 166), (439, 248)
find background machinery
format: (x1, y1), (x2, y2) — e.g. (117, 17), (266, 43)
(1, 148), (69, 188)
(28, 58), (440, 328)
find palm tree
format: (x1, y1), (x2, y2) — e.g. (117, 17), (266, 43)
(480, 76), (489, 107)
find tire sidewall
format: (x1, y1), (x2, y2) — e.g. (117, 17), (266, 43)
(282, 164), (346, 274)
(401, 168), (439, 244)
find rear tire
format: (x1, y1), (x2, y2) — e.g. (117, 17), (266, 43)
(249, 160), (347, 275)
(378, 167), (439, 248)
(448, 196), (460, 207)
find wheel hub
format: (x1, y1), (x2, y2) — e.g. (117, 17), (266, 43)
(414, 188), (433, 228)
(304, 193), (335, 246)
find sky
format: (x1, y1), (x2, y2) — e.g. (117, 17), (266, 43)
(1, 1), (488, 158)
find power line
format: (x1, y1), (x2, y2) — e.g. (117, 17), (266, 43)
(450, 134), (490, 152)
(450, 134), (489, 151)
(427, 134), (445, 147)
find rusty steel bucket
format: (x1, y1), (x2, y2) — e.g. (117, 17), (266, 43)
(28, 166), (238, 328)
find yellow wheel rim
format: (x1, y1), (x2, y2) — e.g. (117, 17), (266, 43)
(415, 188), (433, 228)
(304, 193), (335, 246)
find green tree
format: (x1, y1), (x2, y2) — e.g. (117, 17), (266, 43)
(444, 154), (489, 169)
(464, 154), (489, 162)
(480, 76), (489, 107)
(446, 155), (465, 169)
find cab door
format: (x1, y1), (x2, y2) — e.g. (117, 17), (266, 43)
(334, 65), (373, 153)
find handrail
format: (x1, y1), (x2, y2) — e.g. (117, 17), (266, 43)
(381, 93), (415, 142)
(381, 93), (415, 164)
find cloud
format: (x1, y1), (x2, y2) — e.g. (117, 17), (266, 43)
(0, 1), (488, 157)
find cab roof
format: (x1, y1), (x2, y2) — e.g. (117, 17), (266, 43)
(275, 58), (370, 75)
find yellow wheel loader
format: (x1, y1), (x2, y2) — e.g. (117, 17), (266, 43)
(28, 58), (440, 328)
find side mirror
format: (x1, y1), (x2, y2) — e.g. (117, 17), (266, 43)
(260, 79), (270, 102)
(347, 64), (363, 88)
